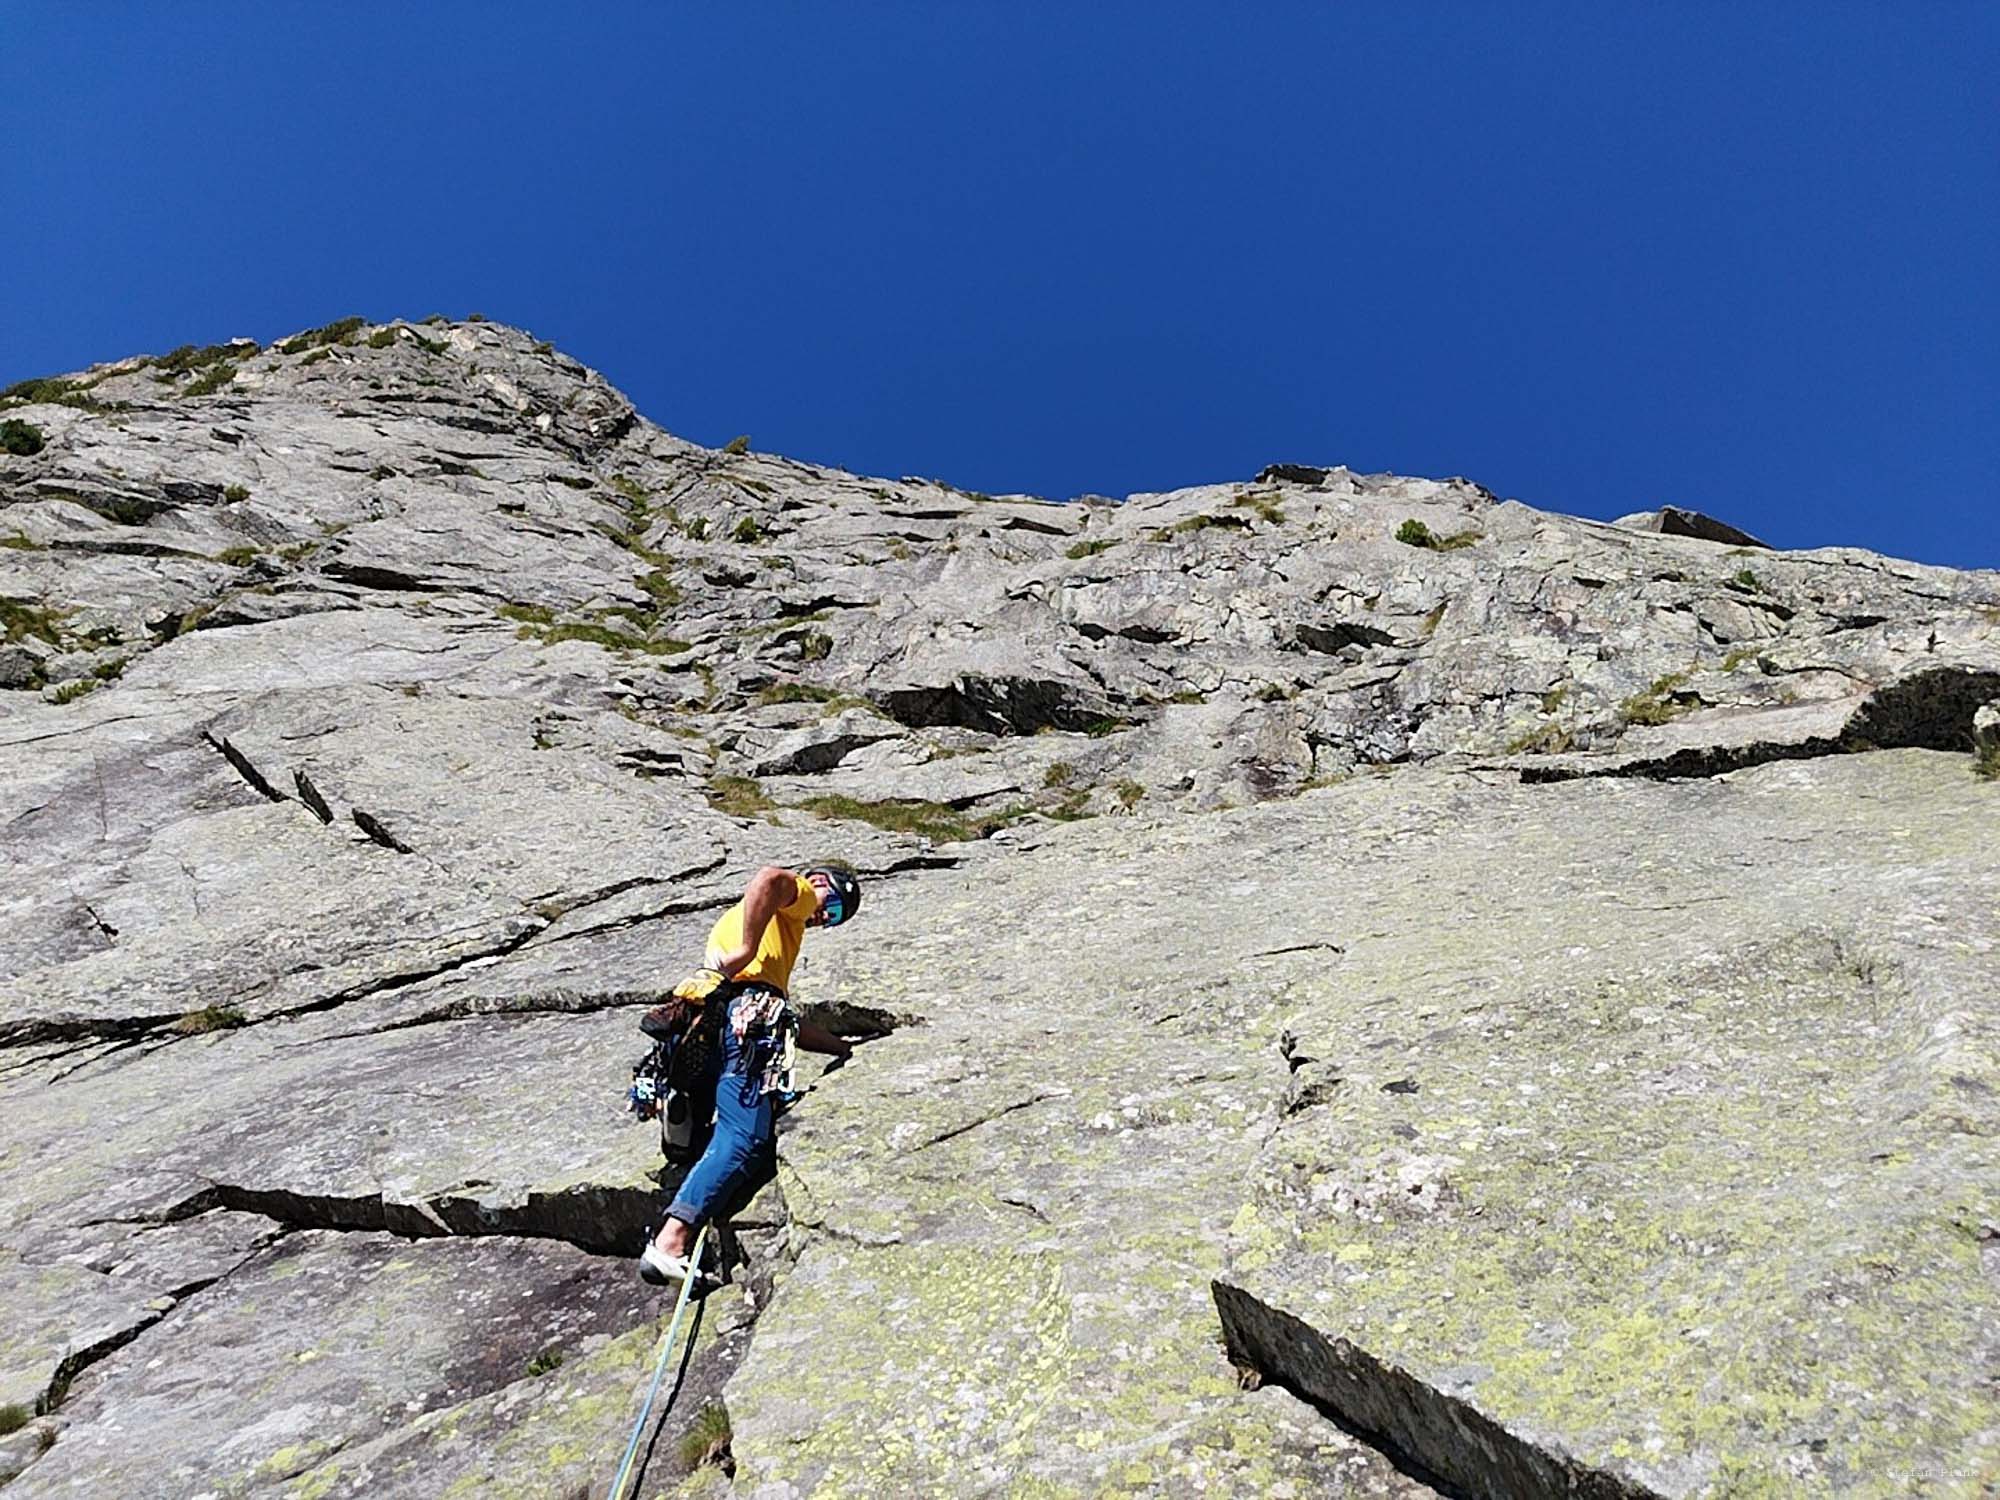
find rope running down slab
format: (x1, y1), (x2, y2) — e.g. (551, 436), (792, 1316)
(608, 1224), (713, 1500)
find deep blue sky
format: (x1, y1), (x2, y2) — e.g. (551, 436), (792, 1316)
(5, 4), (1994, 568)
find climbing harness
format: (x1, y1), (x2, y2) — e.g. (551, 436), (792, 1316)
(607, 1222), (714, 1500)
(629, 973), (735, 1163)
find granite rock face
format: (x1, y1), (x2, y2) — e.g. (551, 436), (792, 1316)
(1, 321), (1996, 1497)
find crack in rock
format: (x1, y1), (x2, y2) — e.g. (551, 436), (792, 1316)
(154, 1178), (658, 1258)
(351, 805), (415, 853)
(299, 985), (674, 1042)
(200, 730), (286, 803)
(1213, 1280), (1664, 1500)
(293, 767), (334, 823)
(910, 1091), (1057, 1152)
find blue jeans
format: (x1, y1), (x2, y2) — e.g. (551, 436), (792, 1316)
(664, 995), (778, 1230)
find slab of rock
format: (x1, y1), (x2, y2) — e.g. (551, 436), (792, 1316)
(0, 1254), (165, 1414)
(12, 1231), (667, 1497)
(6, 319), (2000, 1496)
(1612, 504), (1770, 548)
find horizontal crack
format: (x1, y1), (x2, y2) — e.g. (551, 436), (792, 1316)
(299, 985), (672, 1043)
(153, 1177), (658, 1258)
(1522, 734), (1849, 785)
(1248, 941), (1344, 959)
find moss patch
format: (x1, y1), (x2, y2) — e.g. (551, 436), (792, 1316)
(707, 776), (776, 818)
(1232, 489), (1287, 524)
(794, 793), (1027, 843)
(1, 598), (67, 646)
(170, 1006), (248, 1035)
(1619, 669), (1697, 727)
(1396, 518), (1482, 550)
(500, 601), (689, 656)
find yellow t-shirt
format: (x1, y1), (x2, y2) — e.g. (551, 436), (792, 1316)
(705, 875), (819, 994)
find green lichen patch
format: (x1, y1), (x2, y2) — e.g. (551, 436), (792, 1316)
(1236, 922), (2000, 1495)
(728, 1245), (1079, 1494)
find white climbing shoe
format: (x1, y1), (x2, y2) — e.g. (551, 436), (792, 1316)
(638, 1241), (699, 1287)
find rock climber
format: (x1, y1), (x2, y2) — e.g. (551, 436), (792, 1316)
(638, 862), (861, 1285)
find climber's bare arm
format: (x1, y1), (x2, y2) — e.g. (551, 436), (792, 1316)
(797, 1019), (853, 1058)
(712, 865), (805, 978)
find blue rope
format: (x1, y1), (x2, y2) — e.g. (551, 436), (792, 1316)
(608, 1224), (712, 1500)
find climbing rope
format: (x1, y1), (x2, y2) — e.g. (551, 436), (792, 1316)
(607, 1223), (713, 1500)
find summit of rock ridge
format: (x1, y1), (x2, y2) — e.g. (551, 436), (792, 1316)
(1, 318), (1996, 1496)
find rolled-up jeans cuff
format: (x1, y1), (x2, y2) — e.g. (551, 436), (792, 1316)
(664, 1200), (704, 1228)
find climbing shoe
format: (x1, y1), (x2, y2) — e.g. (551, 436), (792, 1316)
(638, 1242), (709, 1288)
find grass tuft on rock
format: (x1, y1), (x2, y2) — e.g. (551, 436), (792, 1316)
(752, 681), (874, 713)
(2, 599), (67, 646)
(181, 363), (239, 397)
(796, 793), (1024, 843)
(279, 317), (366, 356)
(2, 375), (113, 412)
(1396, 518), (1482, 550)
(1065, 538), (1115, 559)
(170, 1006), (248, 1036)
(1619, 670), (1697, 727)
(0, 1402), (30, 1436)
(707, 776), (775, 818)
(1231, 489), (1286, 524)
(1975, 742), (2000, 782)
(722, 434), (751, 455)
(1, 418), (47, 455)
(678, 1403), (733, 1471)
(150, 342), (250, 377)
(1505, 723), (1575, 755)
(500, 602), (689, 656)
(524, 1348), (564, 1377)
(1152, 513), (1248, 541)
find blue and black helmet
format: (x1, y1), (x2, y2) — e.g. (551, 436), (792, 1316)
(805, 866), (862, 927)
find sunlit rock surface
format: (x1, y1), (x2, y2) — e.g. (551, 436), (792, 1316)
(2, 320), (1996, 1496)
